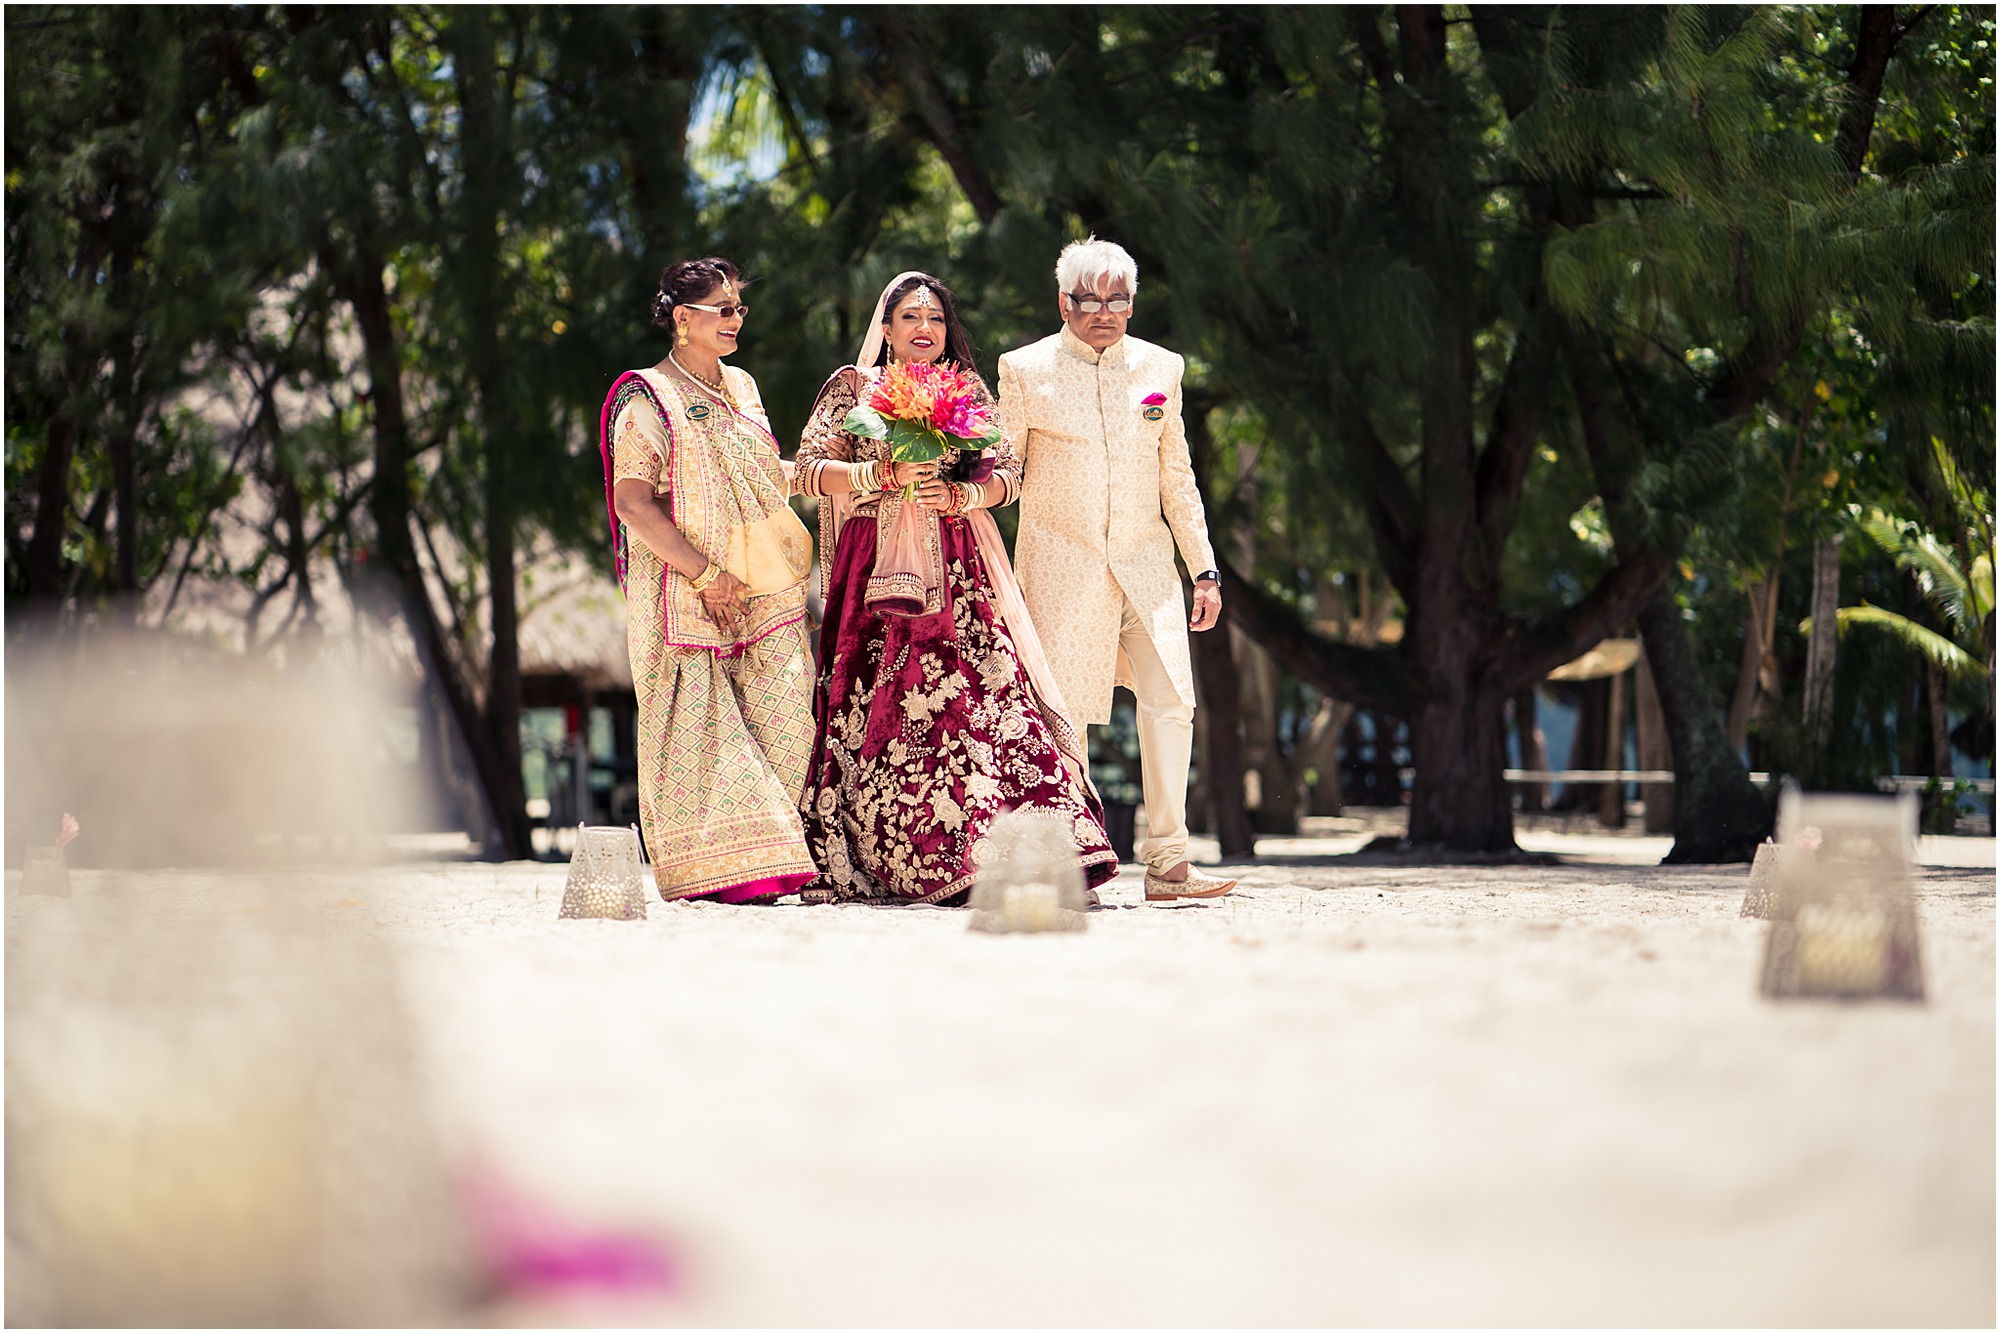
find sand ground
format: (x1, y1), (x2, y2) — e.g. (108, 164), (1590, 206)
(17, 830), (1996, 1326)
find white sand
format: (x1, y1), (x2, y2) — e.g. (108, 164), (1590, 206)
(23, 838), (1994, 1326)
(370, 835), (1994, 1327)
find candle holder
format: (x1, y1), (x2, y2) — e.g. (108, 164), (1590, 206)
(1739, 840), (1812, 918)
(968, 811), (1089, 933)
(1759, 790), (1924, 1001)
(558, 824), (649, 920)
(21, 845), (70, 897)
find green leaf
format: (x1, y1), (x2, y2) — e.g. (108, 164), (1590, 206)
(886, 419), (946, 464)
(946, 422), (1001, 452)
(842, 405), (890, 441)
(1970, 553), (1995, 623)
(1830, 604), (1989, 682)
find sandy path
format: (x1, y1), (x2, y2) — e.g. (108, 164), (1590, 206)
(348, 844), (1995, 1326)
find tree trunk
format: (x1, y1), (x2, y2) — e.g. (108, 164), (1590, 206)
(452, 12), (534, 860)
(1725, 572), (1774, 755)
(1302, 697), (1352, 816)
(1406, 680), (1513, 848)
(1637, 584), (1772, 862)
(107, 241), (141, 620)
(1190, 618), (1255, 858)
(1925, 659), (1952, 778)
(1802, 532), (1844, 756)
(1236, 633), (1298, 834)
(26, 408), (78, 604)
(1636, 648), (1674, 833)
(338, 245), (513, 859)
(1404, 587), (1513, 848)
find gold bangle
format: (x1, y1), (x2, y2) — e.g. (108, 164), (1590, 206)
(688, 560), (720, 592)
(960, 481), (983, 511)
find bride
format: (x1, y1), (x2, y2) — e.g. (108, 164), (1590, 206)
(792, 271), (1119, 905)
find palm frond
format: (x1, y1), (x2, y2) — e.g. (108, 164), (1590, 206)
(1853, 508), (1981, 639)
(1829, 604), (1988, 682)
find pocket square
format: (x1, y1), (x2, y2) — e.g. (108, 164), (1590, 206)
(1141, 392), (1167, 406)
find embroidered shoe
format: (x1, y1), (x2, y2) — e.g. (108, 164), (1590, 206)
(1143, 865), (1237, 902)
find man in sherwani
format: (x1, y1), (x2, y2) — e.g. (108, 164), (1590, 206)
(997, 237), (1237, 902)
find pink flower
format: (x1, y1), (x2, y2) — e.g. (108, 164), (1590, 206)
(1142, 392), (1167, 406)
(935, 396), (982, 439)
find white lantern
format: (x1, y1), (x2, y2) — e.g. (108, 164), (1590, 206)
(559, 824), (650, 920)
(968, 811), (1089, 934)
(1759, 789), (1923, 1000)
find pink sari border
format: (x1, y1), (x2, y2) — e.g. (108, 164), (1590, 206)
(598, 369), (802, 657)
(668, 872), (813, 905)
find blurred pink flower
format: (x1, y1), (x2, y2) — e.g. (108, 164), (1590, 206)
(461, 1166), (681, 1302)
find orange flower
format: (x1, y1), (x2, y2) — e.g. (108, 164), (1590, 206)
(868, 361), (938, 423)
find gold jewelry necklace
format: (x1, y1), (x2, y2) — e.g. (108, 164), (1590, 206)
(668, 351), (735, 408)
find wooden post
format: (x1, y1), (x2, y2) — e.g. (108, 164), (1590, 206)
(1636, 649), (1674, 833)
(1599, 667), (1628, 828)
(1512, 687), (1547, 814)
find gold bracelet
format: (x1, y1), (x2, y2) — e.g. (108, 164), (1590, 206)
(688, 560), (720, 592)
(958, 481), (983, 511)
(852, 459), (877, 492)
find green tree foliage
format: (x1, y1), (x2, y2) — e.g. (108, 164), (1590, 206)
(7, 5), (1992, 859)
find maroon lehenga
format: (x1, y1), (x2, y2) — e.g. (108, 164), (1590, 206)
(794, 366), (1119, 905)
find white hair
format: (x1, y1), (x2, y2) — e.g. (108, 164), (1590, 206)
(1055, 236), (1139, 295)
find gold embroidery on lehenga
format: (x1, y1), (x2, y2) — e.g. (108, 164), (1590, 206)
(797, 384), (1112, 906)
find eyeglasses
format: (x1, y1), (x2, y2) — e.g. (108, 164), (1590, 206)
(1065, 292), (1133, 314)
(682, 301), (750, 318)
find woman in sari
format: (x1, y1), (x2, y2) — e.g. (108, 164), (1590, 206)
(793, 272), (1119, 905)
(598, 257), (817, 903)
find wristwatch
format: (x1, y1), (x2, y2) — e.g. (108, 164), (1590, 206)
(1194, 569), (1220, 584)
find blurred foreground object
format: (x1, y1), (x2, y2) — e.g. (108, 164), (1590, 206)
(969, 812), (1089, 933)
(20, 813), (83, 897)
(5, 628), (415, 869)
(558, 825), (649, 920)
(20, 852), (71, 899)
(1759, 790), (1925, 1001)
(5, 879), (475, 1324)
(462, 1167), (680, 1304)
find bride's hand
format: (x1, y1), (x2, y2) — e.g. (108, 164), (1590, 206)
(884, 458), (938, 488)
(913, 477), (956, 511)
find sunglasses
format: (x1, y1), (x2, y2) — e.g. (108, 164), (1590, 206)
(682, 301), (750, 318)
(1066, 292), (1133, 314)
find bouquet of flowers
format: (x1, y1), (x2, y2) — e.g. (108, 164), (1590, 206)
(843, 361), (1001, 493)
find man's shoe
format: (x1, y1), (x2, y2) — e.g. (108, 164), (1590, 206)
(1143, 865), (1237, 902)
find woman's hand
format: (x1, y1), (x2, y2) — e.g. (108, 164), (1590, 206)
(912, 476), (958, 512)
(697, 567), (750, 636)
(884, 458), (938, 489)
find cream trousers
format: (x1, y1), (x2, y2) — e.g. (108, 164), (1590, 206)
(1113, 596), (1195, 874)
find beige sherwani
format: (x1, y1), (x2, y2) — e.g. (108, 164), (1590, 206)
(998, 325), (1218, 872)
